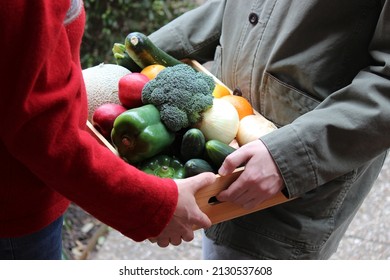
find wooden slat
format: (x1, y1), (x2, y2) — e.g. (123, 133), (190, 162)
(86, 121), (118, 156)
(193, 167), (290, 229)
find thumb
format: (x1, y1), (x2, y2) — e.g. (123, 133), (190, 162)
(185, 172), (217, 194)
(175, 173), (215, 229)
(194, 208), (212, 229)
(189, 173), (215, 228)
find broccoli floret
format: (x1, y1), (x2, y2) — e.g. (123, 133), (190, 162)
(159, 104), (189, 132)
(142, 64), (215, 132)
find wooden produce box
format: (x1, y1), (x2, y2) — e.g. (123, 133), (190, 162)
(86, 60), (291, 228)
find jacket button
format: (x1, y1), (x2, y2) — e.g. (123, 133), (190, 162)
(233, 87), (243, 96)
(249, 13), (259, 25)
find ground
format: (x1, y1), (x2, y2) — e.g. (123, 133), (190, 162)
(62, 203), (108, 260)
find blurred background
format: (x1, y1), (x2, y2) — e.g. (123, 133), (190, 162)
(81, 0), (202, 68)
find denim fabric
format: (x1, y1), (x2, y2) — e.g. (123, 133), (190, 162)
(0, 216), (63, 260)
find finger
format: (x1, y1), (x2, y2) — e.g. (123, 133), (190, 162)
(188, 172), (217, 194)
(218, 151), (241, 176)
(233, 190), (261, 209)
(230, 189), (250, 205)
(218, 147), (251, 176)
(157, 238), (170, 248)
(174, 172), (216, 195)
(149, 238), (157, 243)
(193, 210), (212, 229)
(216, 173), (248, 202)
(179, 229), (195, 242)
(242, 198), (260, 210)
(169, 236), (182, 246)
(217, 180), (246, 201)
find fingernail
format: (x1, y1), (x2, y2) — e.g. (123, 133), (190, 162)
(218, 166), (227, 176)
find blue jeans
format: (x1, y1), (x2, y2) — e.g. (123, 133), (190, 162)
(0, 216), (63, 260)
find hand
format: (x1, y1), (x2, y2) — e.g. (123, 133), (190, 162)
(150, 172), (216, 247)
(217, 140), (284, 209)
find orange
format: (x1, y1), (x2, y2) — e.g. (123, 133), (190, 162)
(221, 95), (254, 120)
(212, 83), (231, 98)
(140, 64), (166, 80)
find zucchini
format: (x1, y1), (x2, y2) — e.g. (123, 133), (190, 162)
(180, 128), (206, 161)
(205, 139), (236, 169)
(184, 158), (215, 178)
(125, 32), (183, 69)
(112, 43), (142, 72)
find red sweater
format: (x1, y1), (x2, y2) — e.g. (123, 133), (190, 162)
(0, 0), (177, 241)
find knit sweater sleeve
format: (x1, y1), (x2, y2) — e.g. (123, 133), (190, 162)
(0, 0), (177, 241)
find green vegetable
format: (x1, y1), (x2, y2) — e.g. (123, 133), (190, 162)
(205, 139), (236, 169)
(180, 128), (206, 161)
(184, 158), (215, 178)
(111, 104), (175, 164)
(125, 32), (183, 69)
(138, 155), (185, 179)
(112, 43), (142, 72)
(142, 64), (215, 132)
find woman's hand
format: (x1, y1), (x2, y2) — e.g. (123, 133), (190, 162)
(150, 172), (216, 247)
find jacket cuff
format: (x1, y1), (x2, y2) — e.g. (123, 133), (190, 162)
(260, 125), (318, 198)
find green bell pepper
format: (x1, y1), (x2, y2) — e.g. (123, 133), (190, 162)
(138, 154), (185, 179)
(111, 104), (175, 164)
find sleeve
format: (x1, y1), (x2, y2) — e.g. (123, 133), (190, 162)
(0, 0), (177, 241)
(149, 0), (226, 63)
(261, 2), (390, 198)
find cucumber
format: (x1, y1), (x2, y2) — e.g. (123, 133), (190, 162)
(205, 139), (236, 169)
(180, 128), (206, 161)
(125, 32), (183, 69)
(184, 158), (215, 178)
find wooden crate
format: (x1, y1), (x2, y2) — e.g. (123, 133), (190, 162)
(86, 60), (291, 228)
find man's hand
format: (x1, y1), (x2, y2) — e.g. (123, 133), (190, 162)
(150, 172), (216, 247)
(217, 140), (284, 209)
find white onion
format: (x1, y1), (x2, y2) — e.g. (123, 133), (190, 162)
(197, 98), (240, 144)
(236, 114), (277, 146)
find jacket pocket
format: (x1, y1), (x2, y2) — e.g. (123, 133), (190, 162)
(260, 72), (320, 127)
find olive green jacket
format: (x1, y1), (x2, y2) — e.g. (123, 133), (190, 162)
(150, 0), (390, 259)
